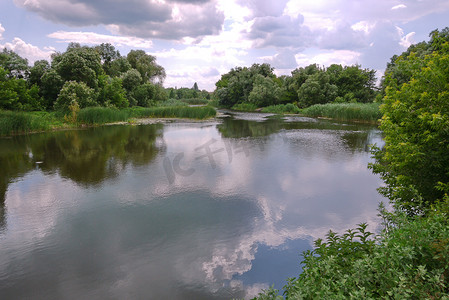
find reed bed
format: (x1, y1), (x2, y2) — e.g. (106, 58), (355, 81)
(301, 103), (382, 122)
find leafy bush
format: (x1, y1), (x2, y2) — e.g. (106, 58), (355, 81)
(253, 202), (449, 299)
(54, 81), (97, 112)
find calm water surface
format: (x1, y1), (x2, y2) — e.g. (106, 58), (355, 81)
(0, 111), (385, 299)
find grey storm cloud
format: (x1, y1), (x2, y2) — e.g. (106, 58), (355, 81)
(248, 15), (312, 49)
(317, 22), (369, 50)
(14, 0), (223, 40)
(237, 0), (290, 17)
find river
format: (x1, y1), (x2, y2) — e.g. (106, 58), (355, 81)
(0, 110), (385, 299)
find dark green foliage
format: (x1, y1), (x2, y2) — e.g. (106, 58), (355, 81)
(0, 67), (41, 111)
(40, 69), (64, 109)
(130, 83), (155, 107)
(301, 103), (381, 122)
(214, 62), (376, 110)
(98, 76), (129, 108)
(127, 50), (166, 84)
(297, 72), (338, 107)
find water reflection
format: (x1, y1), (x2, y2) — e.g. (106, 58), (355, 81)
(0, 114), (385, 299)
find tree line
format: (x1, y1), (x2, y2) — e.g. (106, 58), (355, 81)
(214, 62), (377, 108)
(0, 43), (169, 112)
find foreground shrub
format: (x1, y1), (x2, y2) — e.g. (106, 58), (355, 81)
(254, 201), (449, 299)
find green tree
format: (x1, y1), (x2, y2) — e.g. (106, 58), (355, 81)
(0, 48), (29, 79)
(53, 46), (102, 89)
(0, 67), (41, 110)
(98, 76), (128, 108)
(121, 69), (142, 91)
(248, 74), (280, 107)
(107, 56), (131, 77)
(127, 50), (166, 84)
(54, 81), (96, 112)
(297, 72), (338, 107)
(370, 44), (449, 213)
(130, 83), (155, 107)
(28, 60), (50, 88)
(40, 69), (64, 109)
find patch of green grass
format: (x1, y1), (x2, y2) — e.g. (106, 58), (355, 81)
(231, 103), (258, 112)
(261, 103), (300, 114)
(301, 103), (381, 122)
(0, 110), (61, 136)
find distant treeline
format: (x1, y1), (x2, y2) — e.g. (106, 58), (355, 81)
(213, 62), (377, 109)
(0, 43), (211, 114)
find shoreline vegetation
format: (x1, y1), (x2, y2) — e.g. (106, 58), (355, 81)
(0, 102), (380, 136)
(0, 105), (217, 136)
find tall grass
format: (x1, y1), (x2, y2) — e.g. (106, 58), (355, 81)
(301, 103), (381, 122)
(77, 106), (216, 124)
(77, 107), (131, 124)
(0, 110), (60, 136)
(131, 106), (216, 119)
(261, 103), (300, 114)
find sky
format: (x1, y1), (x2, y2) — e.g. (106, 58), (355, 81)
(1, 0), (449, 91)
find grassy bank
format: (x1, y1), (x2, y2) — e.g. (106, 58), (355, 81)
(1, 106), (217, 136)
(0, 110), (68, 136)
(301, 103), (382, 122)
(76, 106), (217, 125)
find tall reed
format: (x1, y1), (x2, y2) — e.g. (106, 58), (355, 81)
(301, 103), (381, 122)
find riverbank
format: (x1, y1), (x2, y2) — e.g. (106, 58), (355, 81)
(0, 106), (217, 136)
(229, 102), (381, 123)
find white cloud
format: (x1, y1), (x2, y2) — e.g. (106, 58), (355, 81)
(391, 4), (407, 10)
(48, 31), (153, 49)
(295, 50), (361, 67)
(0, 23), (5, 40)
(1, 37), (55, 64)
